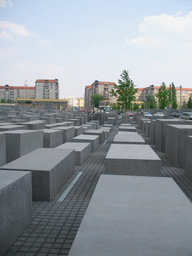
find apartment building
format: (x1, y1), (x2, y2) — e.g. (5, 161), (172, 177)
(85, 82), (192, 109)
(35, 79), (59, 99)
(0, 84), (35, 102)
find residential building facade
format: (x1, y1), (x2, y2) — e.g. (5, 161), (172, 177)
(0, 84), (35, 102)
(84, 85), (91, 109)
(35, 79), (59, 99)
(64, 96), (84, 110)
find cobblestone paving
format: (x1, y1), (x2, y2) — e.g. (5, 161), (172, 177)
(4, 119), (192, 256)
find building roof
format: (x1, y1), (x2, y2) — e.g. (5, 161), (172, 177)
(0, 86), (35, 90)
(35, 79), (56, 83)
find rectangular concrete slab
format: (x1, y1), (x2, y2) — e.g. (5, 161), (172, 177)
(0, 170), (32, 254)
(5, 130), (43, 163)
(113, 132), (146, 144)
(0, 148), (75, 201)
(165, 124), (192, 168)
(0, 133), (6, 166)
(56, 142), (91, 165)
(68, 175), (192, 256)
(43, 129), (63, 148)
(185, 135), (192, 181)
(119, 126), (136, 132)
(155, 119), (185, 152)
(72, 134), (99, 153)
(19, 120), (46, 130)
(0, 124), (27, 131)
(74, 126), (83, 136)
(105, 144), (161, 176)
(53, 126), (74, 143)
(84, 129), (105, 144)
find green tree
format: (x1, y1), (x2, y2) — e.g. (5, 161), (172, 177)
(91, 93), (105, 108)
(145, 95), (157, 109)
(133, 103), (139, 111)
(111, 70), (138, 110)
(7, 99), (12, 103)
(141, 103), (144, 109)
(156, 82), (171, 109)
(170, 82), (178, 109)
(187, 97), (192, 109)
(1, 98), (5, 103)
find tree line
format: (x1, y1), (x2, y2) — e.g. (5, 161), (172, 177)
(91, 70), (192, 110)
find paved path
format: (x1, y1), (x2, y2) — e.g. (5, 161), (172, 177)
(5, 119), (192, 256)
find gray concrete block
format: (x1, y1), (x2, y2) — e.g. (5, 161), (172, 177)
(5, 130), (43, 163)
(145, 121), (151, 137)
(0, 148), (75, 201)
(119, 126), (136, 132)
(0, 170), (32, 254)
(165, 124), (192, 168)
(57, 142), (91, 165)
(0, 124), (28, 131)
(0, 133), (6, 166)
(74, 126), (83, 136)
(43, 129), (63, 148)
(53, 126), (74, 143)
(88, 120), (99, 128)
(105, 144), (161, 176)
(19, 120), (46, 130)
(107, 117), (116, 125)
(84, 129), (105, 144)
(155, 119), (185, 152)
(68, 119), (81, 126)
(113, 132), (146, 144)
(149, 120), (156, 144)
(68, 175), (192, 256)
(185, 136), (192, 181)
(72, 134), (99, 153)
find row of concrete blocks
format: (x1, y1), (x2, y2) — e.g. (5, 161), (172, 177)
(137, 117), (192, 182)
(0, 123), (113, 254)
(0, 120), (101, 165)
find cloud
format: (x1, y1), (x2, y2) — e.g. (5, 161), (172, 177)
(0, 0), (13, 8)
(0, 30), (15, 41)
(126, 12), (192, 48)
(40, 39), (51, 45)
(0, 21), (31, 37)
(0, 46), (20, 62)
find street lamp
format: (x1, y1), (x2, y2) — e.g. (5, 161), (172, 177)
(180, 85), (182, 118)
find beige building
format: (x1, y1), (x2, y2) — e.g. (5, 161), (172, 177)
(64, 96), (84, 110)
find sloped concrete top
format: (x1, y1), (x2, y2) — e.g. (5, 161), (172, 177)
(1, 148), (74, 171)
(69, 175), (192, 256)
(0, 170), (30, 190)
(106, 144), (160, 160)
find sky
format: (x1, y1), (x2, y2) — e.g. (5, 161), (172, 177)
(1, 0), (192, 98)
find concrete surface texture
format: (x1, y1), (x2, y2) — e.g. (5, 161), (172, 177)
(43, 129), (63, 148)
(0, 148), (75, 201)
(0, 132), (6, 166)
(53, 126), (74, 143)
(69, 175), (192, 256)
(155, 119), (185, 152)
(105, 144), (161, 176)
(84, 129), (105, 144)
(56, 142), (91, 165)
(113, 132), (146, 144)
(72, 134), (100, 153)
(0, 170), (32, 254)
(165, 124), (192, 168)
(5, 130), (43, 163)
(119, 126), (136, 132)
(74, 126), (83, 136)
(19, 120), (46, 130)
(185, 136), (192, 181)
(0, 124), (27, 131)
